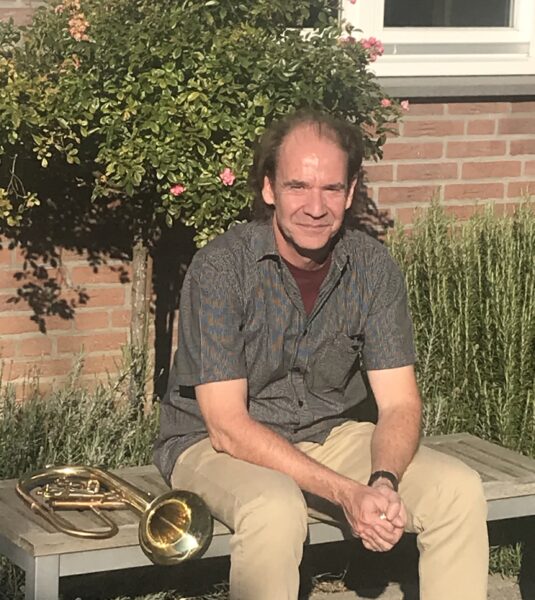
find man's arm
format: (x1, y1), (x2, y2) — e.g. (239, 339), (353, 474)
(367, 364), (422, 482)
(196, 378), (401, 550)
(362, 364), (422, 547)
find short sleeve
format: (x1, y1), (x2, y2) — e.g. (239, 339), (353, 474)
(361, 251), (416, 371)
(175, 255), (247, 385)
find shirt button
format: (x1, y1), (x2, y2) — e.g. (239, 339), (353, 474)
(298, 400), (304, 407)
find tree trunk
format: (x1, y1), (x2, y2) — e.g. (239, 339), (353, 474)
(129, 237), (152, 408)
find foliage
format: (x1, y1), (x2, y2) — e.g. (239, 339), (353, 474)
(388, 201), (535, 458)
(0, 0), (403, 246)
(0, 359), (158, 479)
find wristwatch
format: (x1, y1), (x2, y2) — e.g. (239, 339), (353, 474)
(367, 470), (399, 492)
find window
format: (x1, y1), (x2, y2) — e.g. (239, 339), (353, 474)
(384, 0), (513, 28)
(343, 0), (535, 77)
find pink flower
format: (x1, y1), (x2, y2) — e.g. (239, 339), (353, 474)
(68, 12), (90, 41)
(219, 167), (236, 186)
(170, 184), (186, 196)
(380, 98), (392, 108)
(54, 4), (65, 14)
(400, 100), (410, 112)
(360, 37), (384, 62)
(349, 0), (357, 4)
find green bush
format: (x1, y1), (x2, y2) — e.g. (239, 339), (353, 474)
(0, 360), (158, 479)
(388, 202), (535, 458)
(0, 0), (404, 245)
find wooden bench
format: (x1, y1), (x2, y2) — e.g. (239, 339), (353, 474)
(2, 433), (535, 600)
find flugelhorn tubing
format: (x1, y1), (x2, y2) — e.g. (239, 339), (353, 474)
(16, 465), (214, 563)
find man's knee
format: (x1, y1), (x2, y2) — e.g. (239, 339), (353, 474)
(428, 458), (487, 523)
(235, 471), (308, 541)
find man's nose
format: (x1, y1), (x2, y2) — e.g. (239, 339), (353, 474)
(305, 188), (327, 217)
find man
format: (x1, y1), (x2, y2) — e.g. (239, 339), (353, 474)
(154, 110), (489, 600)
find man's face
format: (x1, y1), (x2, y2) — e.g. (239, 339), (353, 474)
(262, 124), (356, 268)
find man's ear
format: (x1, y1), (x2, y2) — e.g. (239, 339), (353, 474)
(345, 177), (358, 210)
(262, 175), (276, 206)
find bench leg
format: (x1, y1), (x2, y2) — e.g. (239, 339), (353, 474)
(25, 555), (60, 600)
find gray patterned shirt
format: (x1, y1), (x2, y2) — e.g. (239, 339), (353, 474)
(154, 220), (416, 483)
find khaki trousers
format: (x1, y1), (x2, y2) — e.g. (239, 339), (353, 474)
(171, 421), (489, 600)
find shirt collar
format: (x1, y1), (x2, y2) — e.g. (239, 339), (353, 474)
(249, 219), (350, 270)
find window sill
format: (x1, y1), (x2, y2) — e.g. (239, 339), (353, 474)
(377, 74), (535, 99)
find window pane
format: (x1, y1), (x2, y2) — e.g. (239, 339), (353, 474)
(384, 0), (513, 27)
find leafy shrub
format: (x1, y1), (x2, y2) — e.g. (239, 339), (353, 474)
(0, 0), (404, 245)
(388, 202), (535, 457)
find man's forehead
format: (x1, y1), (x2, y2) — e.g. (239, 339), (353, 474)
(275, 123), (347, 176)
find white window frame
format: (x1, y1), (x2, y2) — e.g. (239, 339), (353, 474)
(342, 0), (535, 77)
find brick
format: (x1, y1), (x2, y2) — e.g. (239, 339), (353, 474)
(57, 331), (128, 354)
(507, 181), (535, 198)
(378, 185), (438, 204)
(511, 140), (535, 155)
(110, 309), (131, 327)
(0, 246), (12, 265)
(16, 336), (53, 357)
(494, 202), (527, 216)
(82, 354), (124, 375)
(382, 142), (443, 161)
(498, 119), (535, 135)
(403, 120), (464, 138)
(444, 204), (488, 219)
(526, 161), (535, 176)
(74, 310), (110, 331)
(84, 286), (126, 308)
(466, 120), (496, 135)
(444, 183), (504, 201)
(0, 315), (39, 335)
(3, 358), (73, 381)
(446, 141), (506, 158)
(397, 162), (458, 181)
(45, 316), (74, 331)
(462, 160), (521, 180)
(0, 268), (19, 289)
(0, 338), (16, 359)
(363, 164), (394, 183)
(395, 206), (426, 226)
(402, 103), (445, 116)
(70, 265), (131, 285)
(0, 293), (25, 312)
(511, 102), (535, 113)
(448, 102), (510, 115)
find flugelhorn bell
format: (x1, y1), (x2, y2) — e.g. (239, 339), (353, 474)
(16, 465), (213, 565)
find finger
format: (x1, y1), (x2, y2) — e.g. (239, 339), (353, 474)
(386, 499), (402, 522)
(371, 523), (402, 546)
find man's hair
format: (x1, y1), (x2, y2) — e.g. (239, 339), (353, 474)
(248, 108), (365, 221)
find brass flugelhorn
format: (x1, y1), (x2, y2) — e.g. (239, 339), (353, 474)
(16, 465), (213, 565)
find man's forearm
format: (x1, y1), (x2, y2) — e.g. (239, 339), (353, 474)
(370, 404), (422, 480)
(215, 415), (357, 506)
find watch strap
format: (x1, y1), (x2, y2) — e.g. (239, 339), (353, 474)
(367, 470), (399, 492)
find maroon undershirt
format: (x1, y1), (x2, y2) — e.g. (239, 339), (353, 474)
(283, 255), (332, 315)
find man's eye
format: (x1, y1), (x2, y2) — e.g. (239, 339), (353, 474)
(289, 183), (306, 190)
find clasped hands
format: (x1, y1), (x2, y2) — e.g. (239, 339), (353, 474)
(341, 481), (406, 553)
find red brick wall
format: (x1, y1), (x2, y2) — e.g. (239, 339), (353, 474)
(0, 245), (131, 396)
(364, 100), (535, 225)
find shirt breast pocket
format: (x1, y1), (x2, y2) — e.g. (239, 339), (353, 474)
(307, 333), (363, 393)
